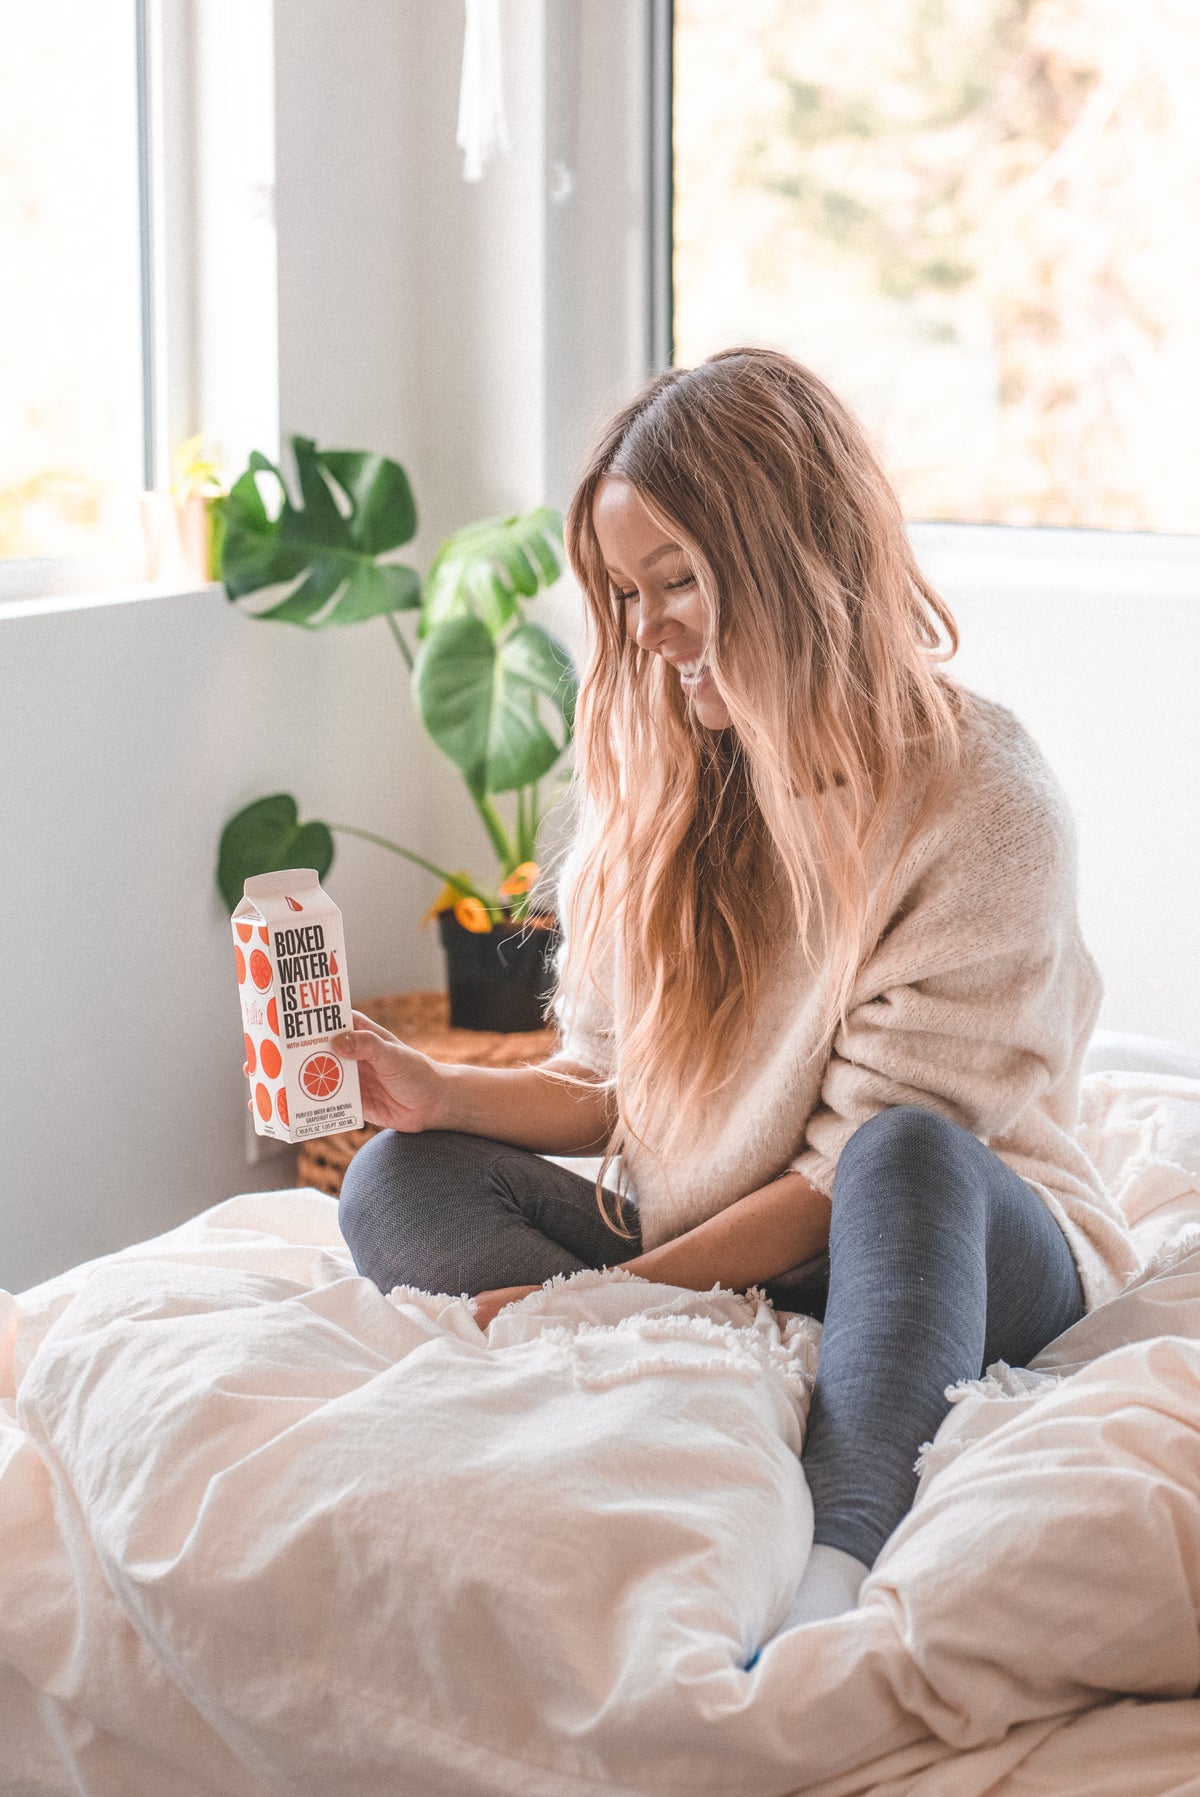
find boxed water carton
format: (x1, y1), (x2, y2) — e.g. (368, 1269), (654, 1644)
(232, 869), (363, 1143)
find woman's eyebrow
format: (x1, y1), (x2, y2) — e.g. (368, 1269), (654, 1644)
(603, 543), (685, 582)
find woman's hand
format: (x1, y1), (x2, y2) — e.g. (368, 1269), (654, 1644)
(472, 1284), (540, 1330)
(331, 1011), (454, 1133)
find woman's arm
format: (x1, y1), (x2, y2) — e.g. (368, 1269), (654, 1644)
(618, 1168), (832, 1293)
(333, 1015), (618, 1155)
(439, 1055), (618, 1155)
(472, 1167), (832, 1327)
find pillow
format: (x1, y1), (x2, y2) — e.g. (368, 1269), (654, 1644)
(1082, 1028), (1200, 1081)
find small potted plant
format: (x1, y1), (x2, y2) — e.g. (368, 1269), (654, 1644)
(172, 434), (227, 583)
(213, 436), (576, 1031)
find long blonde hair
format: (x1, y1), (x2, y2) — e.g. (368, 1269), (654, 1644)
(535, 347), (969, 1234)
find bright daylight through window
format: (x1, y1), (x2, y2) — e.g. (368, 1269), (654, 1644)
(0, 3), (146, 564)
(674, 0), (1200, 532)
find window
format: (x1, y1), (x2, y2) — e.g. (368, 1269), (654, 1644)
(0, 0), (278, 603)
(0, 2), (146, 567)
(673, 0), (1200, 534)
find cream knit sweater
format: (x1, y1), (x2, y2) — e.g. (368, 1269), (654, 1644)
(549, 692), (1139, 1312)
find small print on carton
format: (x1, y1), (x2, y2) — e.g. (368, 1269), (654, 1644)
(232, 869), (363, 1143)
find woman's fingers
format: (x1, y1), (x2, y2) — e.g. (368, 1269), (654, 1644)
(355, 1070), (390, 1128)
(349, 1009), (401, 1045)
(329, 1025), (444, 1133)
(472, 1284), (541, 1330)
(331, 1027), (393, 1064)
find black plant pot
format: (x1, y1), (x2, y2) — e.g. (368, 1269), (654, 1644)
(437, 910), (561, 1032)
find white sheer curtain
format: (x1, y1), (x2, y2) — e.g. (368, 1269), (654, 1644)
(457, 0), (508, 181)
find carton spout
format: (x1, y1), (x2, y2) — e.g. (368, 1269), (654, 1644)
(242, 869), (323, 902)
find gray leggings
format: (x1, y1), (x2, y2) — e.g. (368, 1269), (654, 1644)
(338, 1105), (1085, 1566)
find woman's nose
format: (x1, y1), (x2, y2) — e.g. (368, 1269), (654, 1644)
(632, 599), (669, 651)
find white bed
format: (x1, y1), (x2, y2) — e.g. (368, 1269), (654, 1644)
(2, 1032), (1199, 1796)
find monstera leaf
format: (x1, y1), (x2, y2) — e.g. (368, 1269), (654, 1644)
(217, 794), (335, 911)
(219, 437), (420, 626)
(413, 615), (577, 797)
(419, 506), (563, 640)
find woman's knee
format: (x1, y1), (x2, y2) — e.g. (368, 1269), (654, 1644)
(338, 1129), (447, 1266)
(839, 1102), (966, 1167)
(833, 1105), (982, 1216)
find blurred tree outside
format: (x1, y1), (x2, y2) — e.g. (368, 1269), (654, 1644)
(674, 0), (1200, 530)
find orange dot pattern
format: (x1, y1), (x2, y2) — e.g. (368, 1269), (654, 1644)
(234, 918), (286, 1135)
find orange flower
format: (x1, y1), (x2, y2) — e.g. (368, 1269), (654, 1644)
(420, 872), (475, 930)
(498, 860), (539, 898)
(454, 895), (493, 933)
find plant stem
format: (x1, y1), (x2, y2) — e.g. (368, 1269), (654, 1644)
(385, 611), (414, 670)
(475, 793), (517, 871)
(326, 823), (490, 905)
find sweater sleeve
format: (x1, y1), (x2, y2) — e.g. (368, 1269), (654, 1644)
(787, 757), (1099, 1197)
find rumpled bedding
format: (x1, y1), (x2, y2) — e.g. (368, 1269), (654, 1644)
(1, 1071), (1199, 1795)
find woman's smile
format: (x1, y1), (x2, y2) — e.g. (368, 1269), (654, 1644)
(591, 476), (732, 728)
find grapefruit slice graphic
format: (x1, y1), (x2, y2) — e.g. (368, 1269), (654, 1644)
(258, 925), (270, 944)
(254, 1082), (272, 1122)
(285, 896), (304, 913)
(249, 949), (273, 992)
(300, 1052), (343, 1100)
(234, 946), (246, 985)
(260, 1039), (282, 1080)
(244, 1034), (256, 1076)
(267, 997), (279, 1036)
(276, 1088), (289, 1127)
(235, 921), (254, 944)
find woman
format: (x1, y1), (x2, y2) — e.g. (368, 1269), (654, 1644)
(334, 348), (1138, 1629)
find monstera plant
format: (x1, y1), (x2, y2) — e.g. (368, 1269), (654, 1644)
(215, 437), (577, 1028)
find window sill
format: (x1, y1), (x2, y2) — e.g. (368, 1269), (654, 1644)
(908, 521), (1200, 602)
(0, 577), (221, 625)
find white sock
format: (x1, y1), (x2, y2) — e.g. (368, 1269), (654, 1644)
(778, 1544), (869, 1631)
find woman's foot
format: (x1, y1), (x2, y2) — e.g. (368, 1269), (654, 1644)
(778, 1544), (868, 1630)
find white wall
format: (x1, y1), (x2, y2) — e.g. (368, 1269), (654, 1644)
(914, 525), (1200, 1050)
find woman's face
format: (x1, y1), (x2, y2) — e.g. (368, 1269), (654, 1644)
(592, 477), (732, 731)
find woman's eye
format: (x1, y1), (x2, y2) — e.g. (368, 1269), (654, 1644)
(665, 574), (696, 591)
(612, 587), (636, 605)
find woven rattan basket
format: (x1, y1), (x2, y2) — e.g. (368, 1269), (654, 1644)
(295, 990), (560, 1199)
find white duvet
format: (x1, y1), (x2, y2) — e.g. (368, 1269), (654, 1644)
(2, 1071), (1200, 1795)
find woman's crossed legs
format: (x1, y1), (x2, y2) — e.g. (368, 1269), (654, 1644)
(338, 1104), (1084, 1570)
